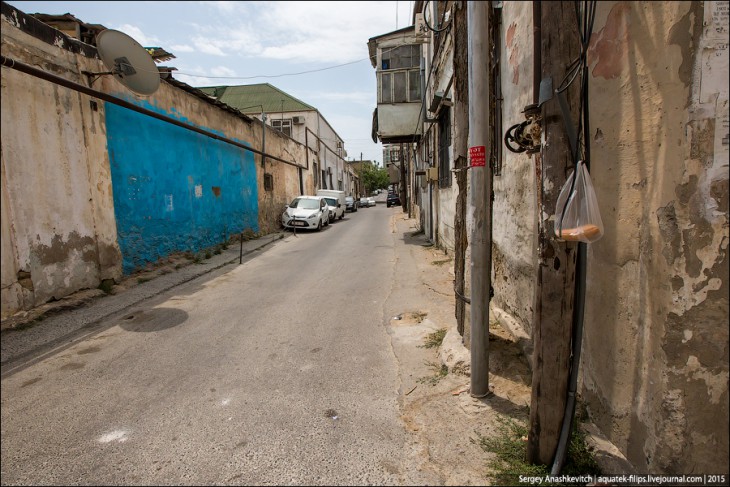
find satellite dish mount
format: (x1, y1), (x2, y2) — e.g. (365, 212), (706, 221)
(83, 29), (160, 96)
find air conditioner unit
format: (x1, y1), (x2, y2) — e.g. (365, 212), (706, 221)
(292, 116), (304, 125)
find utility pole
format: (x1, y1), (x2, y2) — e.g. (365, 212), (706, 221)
(466, 1), (491, 398)
(527, 1), (580, 466)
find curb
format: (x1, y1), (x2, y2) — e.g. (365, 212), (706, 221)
(1, 233), (286, 334)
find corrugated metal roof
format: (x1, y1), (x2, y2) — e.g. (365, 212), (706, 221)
(197, 83), (315, 114)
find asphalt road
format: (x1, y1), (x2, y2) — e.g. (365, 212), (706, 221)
(1, 200), (415, 485)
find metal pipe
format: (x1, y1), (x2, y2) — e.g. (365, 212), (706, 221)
(0, 55), (302, 169)
(466, 1), (492, 398)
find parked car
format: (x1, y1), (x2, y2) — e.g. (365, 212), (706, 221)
(345, 196), (358, 212)
(359, 197), (370, 208)
(316, 189), (346, 221)
(321, 197), (340, 223)
(367, 197), (376, 207)
(281, 196), (329, 231)
(386, 192), (401, 207)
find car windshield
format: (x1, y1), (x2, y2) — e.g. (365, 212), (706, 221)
(290, 198), (320, 210)
(324, 198), (337, 206)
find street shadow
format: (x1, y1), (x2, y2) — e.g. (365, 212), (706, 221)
(1, 240), (280, 378)
(488, 332), (532, 387)
(399, 227), (434, 248)
(118, 307), (188, 333)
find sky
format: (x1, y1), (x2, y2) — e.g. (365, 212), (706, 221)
(7, 1), (417, 164)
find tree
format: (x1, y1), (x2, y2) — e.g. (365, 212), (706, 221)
(361, 164), (389, 194)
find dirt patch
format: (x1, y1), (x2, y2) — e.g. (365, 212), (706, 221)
(390, 214), (533, 485)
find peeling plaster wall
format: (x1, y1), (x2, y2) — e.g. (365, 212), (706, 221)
(432, 35), (459, 252)
(491, 1), (537, 338)
(487, 0), (728, 474)
(1, 12), (121, 317)
(579, 1), (729, 474)
(1, 4), (311, 317)
(100, 62), (309, 273)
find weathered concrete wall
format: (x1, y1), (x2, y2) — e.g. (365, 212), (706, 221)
(578, 1), (729, 474)
(1, 3), (312, 316)
(484, 0), (728, 474)
(104, 98), (259, 274)
(432, 34), (458, 253)
(491, 1), (537, 338)
(1, 8), (121, 317)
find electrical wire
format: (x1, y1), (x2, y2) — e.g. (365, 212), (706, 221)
(422, 0), (452, 33)
(551, 0), (597, 476)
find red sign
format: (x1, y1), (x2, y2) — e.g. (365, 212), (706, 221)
(469, 146), (486, 167)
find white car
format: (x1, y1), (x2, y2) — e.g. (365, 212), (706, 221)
(367, 197), (376, 207)
(281, 196), (329, 231)
(321, 196), (341, 223)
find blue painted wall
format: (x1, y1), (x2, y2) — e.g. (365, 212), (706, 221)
(105, 101), (259, 274)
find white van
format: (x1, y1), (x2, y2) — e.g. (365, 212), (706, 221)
(316, 189), (346, 222)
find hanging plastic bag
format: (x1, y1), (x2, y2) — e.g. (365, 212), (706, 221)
(554, 160), (604, 243)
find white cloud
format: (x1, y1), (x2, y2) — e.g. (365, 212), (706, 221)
(200, 1), (240, 13)
(210, 65), (236, 77)
(175, 1), (414, 64)
(170, 44), (195, 53)
(113, 24), (160, 47)
(305, 90), (374, 106)
(191, 37), (228, 56)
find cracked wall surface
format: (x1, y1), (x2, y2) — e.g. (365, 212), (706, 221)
(579, 1), (728, 474)
(490, 1), (728, 474)
(1, 3), (309, 317)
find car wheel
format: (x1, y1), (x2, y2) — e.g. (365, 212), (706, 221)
(317, 219), (323, 231)
(339, 213), (344, 220)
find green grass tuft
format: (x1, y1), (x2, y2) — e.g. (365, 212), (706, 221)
(421, 328), (447, 349)
(474, 415), (600, 486)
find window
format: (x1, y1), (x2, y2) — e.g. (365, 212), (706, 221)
(438, 107), (451, 188)
(381, 73), (392, 103)
(264, 173), (273, 191)
(382, 45), (420, 70)
(378, 44), (421, 104)
(271, 119), (292, 137)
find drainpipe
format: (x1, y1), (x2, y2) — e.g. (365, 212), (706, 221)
(261, 112), (266, 167)
(466, 1), (491, 398)
(0, 56), (302, 169)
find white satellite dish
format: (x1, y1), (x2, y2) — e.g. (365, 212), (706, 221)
(95, 29), (160, 96)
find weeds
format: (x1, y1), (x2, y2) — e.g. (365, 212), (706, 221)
(137, 276), (152, 284)
(431, 259), (451, 266)
(241, 228), (257, 241)
(421, 328), (447, 349)
(417, 361), (449, 386)
(474, 415), (600, 486)
(98, 279), (115, 294)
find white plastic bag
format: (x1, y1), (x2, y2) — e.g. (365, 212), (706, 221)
(554, 161), (604, 243)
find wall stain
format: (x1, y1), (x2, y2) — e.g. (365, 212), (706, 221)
(211, 186), (221, 197)
(506, 22), (519, 85)
(668, 3), (702, 87)
(587, 2), (631, 80)
(656, 202), (681, 265)
(32, 231), (97, 266)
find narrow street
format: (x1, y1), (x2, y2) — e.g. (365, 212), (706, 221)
(1, 201), (534, 486)
(1, 201), (404, 485)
